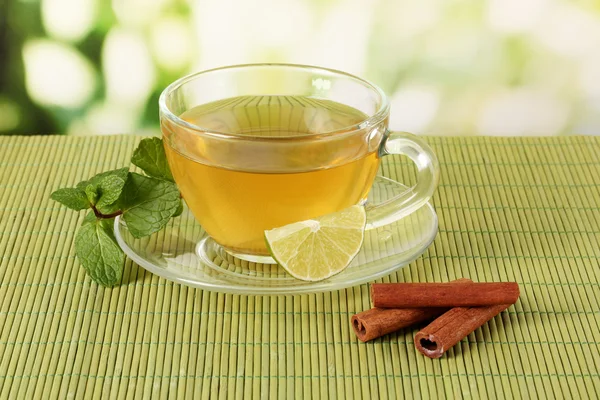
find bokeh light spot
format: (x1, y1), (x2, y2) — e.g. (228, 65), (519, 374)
(533, 2), (600, 58)
(112, 0), (169, 28)
(477, 89), (570, 136)
(23, 39), (96, 108)
(150, 17), (194, 72)
(41, 0), (96, 42)
(389, 86), (440, 133)
(487, 0), (548, 33)
(102, 28), (156, 107)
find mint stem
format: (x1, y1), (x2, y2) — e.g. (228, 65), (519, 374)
(91, 205), (123, 219)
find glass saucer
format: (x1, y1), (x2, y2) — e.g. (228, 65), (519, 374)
(114, 176), (438, 295)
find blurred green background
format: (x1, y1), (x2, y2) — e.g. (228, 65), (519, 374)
(1, 0), (599, 136)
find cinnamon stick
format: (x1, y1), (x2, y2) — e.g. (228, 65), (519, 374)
(352, 278), (471, 342)
(414, 304), (510, 359)
(371, 282), (519, 308)
(352, 307), (447, 342)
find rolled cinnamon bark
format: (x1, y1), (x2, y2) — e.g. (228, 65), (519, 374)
(352, 307), (447, 342)
(371, 282), (519, 308)
(414, 304), (510, 358)
(352, 278), (472, 342)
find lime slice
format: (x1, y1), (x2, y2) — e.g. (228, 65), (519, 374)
(265, 205), (366, 281)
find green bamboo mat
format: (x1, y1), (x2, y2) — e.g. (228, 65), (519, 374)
(0, 135), (599, 399)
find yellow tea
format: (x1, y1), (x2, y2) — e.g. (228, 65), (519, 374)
(163, 95), (380, 255)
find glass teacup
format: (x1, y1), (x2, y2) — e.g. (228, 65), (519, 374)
(159, 64), (439, 263)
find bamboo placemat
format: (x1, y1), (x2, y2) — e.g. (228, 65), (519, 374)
(0, 135), (599, 399)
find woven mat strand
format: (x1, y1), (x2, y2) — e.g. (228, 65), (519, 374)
(0, 135), (599, 399)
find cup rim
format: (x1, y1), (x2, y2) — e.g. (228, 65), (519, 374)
(158, 63), (390, 141)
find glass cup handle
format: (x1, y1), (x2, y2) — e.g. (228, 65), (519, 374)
(365, 131), (440, 230)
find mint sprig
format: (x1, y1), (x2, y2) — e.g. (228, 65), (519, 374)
(51, 138), (182, 287)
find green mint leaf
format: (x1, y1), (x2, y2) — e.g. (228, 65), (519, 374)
(77, 167), (129, 190)
(85, 184), (98, 205)
(90, 167), (129, 185)
(172, 199), (184, 217)
(75, 212), (124, 287)
(50, 187), (90, 211)
(76, 168), (129, 213)
(119, 172), (180, 238)
(96, 174), (127, 210)
(131, 137), (174, 182)
(82, 210), (97, 225)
